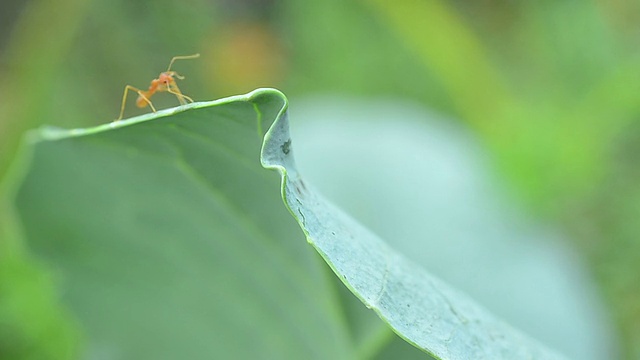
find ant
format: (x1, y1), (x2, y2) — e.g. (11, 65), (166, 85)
(117, 53), (200, 120)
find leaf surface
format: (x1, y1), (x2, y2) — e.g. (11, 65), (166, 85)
(13, 91), (351, 359)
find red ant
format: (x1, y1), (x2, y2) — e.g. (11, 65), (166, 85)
(117, 53), (200, 120)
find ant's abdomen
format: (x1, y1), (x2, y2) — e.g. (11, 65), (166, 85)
(136, 93), (151, 108)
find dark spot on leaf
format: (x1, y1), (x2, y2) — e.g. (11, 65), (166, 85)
(280, 139), (291, 154)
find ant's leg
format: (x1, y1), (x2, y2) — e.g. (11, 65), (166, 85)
(117, 85), (156, 121)
(166, 81), (194, 106)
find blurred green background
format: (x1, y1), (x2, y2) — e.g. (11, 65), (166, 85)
(1, 0), (639, 358)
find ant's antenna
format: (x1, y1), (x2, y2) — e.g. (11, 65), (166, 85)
(167, 53), (200, 72)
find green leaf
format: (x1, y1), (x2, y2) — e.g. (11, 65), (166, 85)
(10, 88), (564, 359)
(12, 90), (353, 359)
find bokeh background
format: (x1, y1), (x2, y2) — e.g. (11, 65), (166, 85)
(1, 0), (639, 358)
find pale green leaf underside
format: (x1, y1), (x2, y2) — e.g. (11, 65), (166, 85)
(14, 88), (564, 359)
(262, 91), (565, 360)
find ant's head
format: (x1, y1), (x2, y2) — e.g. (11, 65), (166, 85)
(160, 71), (184, 81)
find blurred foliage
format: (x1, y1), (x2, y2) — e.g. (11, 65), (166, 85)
(1, 0), (639, 358)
